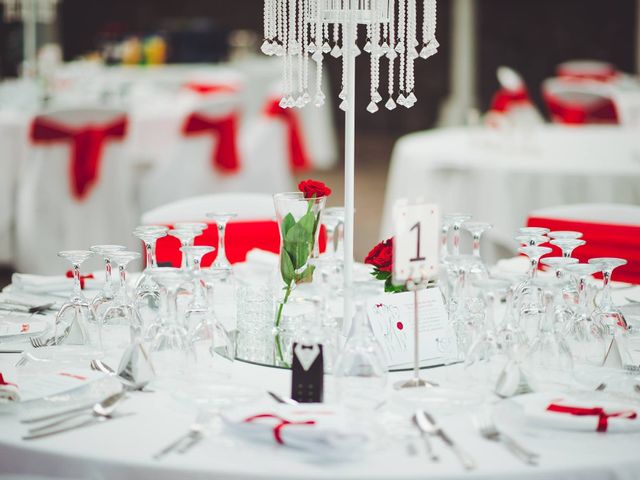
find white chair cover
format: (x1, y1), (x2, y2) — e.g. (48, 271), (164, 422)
(15, 108), (137, 274)
(139, 91), (293, 212)
(141, 192), (275, 224)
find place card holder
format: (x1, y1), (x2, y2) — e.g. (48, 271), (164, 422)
(291, 343), (324, 403)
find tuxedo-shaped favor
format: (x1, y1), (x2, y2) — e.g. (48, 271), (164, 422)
(291, 343), (323, 403)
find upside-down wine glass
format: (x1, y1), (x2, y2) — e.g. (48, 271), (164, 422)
(518, 226), (550, 237)
(539, 256), (579, 331)
(168, 223), (206, 269)
(550, 238), (586, 258)
(444, 213), (472, 256)
(133, 225), (168, 297)
(523, 290), (574, 391)
(200, 268), (235, 364)
(54, 250), (99, 348)
(182, 245), (215, 326)
(101, 251), (142, 349)
(206, 213), (237, 272)
(515, 246), (552, 337)
(564, 263), (607, 366)
(464, 278), (512, 389)
(90, 244), (126, 318)
(320, 207), (345, 262)
(548, 231), (583, 240)
(588, 257), (628, 332)
(149, 267), (194, 381)
(440, 215), (455, 263)
(515, 234), (548, 247)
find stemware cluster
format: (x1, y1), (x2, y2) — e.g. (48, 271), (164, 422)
(440, 218), (632, 393)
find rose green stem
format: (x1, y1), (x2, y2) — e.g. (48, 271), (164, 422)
(275, 282), (293, 365)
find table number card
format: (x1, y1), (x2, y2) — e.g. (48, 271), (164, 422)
(366, 289), (456, 368)
(392, 201), (439, 285)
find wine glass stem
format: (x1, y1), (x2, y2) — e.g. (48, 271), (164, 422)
(119, 265), (127, 292)
(218, 223), (227, 265)
(167, 286), (179, 325)
(192, 259), (205, 306)
(562, 248), (572, 258)
(484, 293), (495, 332)
(181, 242), (189, 269)
(145, 242), (153, 269)
(600, 269), (613, 309)
(325, 226), (335, 258)
(529, 257), (539, 279)
(440, 227), (449, 260)
(452, 225), (461, 256)
(578, 276), (588, 310)
(72, 263), (82, 299)
(472, 233), (481, 257)
(105, 258), (113, 293)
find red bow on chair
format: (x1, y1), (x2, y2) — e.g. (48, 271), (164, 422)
(490, 88), (531, 113)
(264, 99), (310, 172)
(0, 373), (17, 389)
(243, 413), (316, 445)
(546, 403), (637, 432)
(30, 116), (128, 200)
(66, 270), (95, 289)
(182, 113), (240, 173)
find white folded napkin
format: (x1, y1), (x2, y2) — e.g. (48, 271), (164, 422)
(519, 393), (640, 433)
(11, 272), (101, 294)
(0, 371), (20, 403)
(245, 249), (279, 267)
(221, 402), (370, 453)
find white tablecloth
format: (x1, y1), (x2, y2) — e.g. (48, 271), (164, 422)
(381, 126), (640, 263)
(1, 358), (640, 480)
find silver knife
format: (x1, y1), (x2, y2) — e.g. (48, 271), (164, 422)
(412, 410), (439, 462)
(420, 410), (476, 470)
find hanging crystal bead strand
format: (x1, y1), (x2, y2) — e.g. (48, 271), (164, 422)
(404, 0), (417, 107)
(421, 0), (438, 59)
(396, 0), (407, 106)
(385, 0), (397, 110)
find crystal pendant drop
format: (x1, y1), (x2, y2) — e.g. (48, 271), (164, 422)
(278, 97), (288, 108)
(314, 92), (326, 107)
(260, 40), (274, 56)
(406, 92), (417, 104)
(353, 45), (361, 57)
(312, 50), (323, 62)
(285, 96), (295, 108)
(338, 89), (346, 100)
(307, 42), (317, 53)
(339, 99), (348, 111)
(330, 45), (342, 58)
(321, 42), (331, 53)
(395, 42), (404, 53)
(408, 48), (420, 60)
(397, 93), (406, 106)
(385, 98), (397, 110)
(302, 91), (311, 104)
(381, 42), (390, 53)
(372, 90), (382, 103)
(295, 96), (305, 108)
(366, 101), (379, 113)
(364, 41), (372, 53)
(386, 49), (398, 60)
(274, 44), (285, 57)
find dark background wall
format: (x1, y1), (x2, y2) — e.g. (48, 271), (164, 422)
(0, 0), (636, 134)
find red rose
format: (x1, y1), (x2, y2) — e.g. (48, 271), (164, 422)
(364, 237), (393, 273)
(298, 179), (332, 199)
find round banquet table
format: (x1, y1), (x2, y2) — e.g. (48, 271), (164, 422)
(1, 355), (640, 480)
(381, 125), (640, 263)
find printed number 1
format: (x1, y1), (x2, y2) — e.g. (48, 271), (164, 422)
(409, 221), (426, 262)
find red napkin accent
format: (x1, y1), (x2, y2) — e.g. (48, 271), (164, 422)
(183, 83), (238, 95)
(490, 87), (531, 113)
(243, 413), (316, 445)
(264, 99), (310, 172)
(546, 403), (637, 432)
(154, 221), (327, 268)
(65, 270), (95, 289)
(182, 112), (240, 173)
(30, 116), (128, 200)
(526, 216), (640, 284)
(0, 373), (17, 388)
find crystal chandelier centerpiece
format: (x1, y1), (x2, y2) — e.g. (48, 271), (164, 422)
(261, 0), (438, 112)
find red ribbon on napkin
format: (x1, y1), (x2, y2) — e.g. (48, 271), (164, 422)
(65, 270), (94, 289)
(182, 112), (240, 173)
(0, 373), (17, 389)
(244, 413), (316, 445)
(264, 99), (310, 172)
(30, 116), (128, 200)
(490, 87), (531, 113)
(546, 403), (637, 432)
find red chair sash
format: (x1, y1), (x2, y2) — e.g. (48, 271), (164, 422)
(542, 88), (618, 125)
(490, 87), (531, 113)
(30, 116), (128, 200)
(154, 220), (327, 268)
(182, 112), (240, 173)
(264, 99), (310, 172)
(183, 83), (238, 95)
(526, 216), (640, 284)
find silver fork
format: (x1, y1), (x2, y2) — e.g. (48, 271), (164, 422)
(476, 414), (539, 465)
(30, 325), (70, 348)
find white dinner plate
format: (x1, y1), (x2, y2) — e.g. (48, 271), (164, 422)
(0, 319), (48, 338)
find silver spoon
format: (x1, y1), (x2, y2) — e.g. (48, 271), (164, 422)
(90, 359), (153, 392)
(27, 391), (127, 433)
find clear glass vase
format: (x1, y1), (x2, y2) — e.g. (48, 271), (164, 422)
(273, 192), (326, 366)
